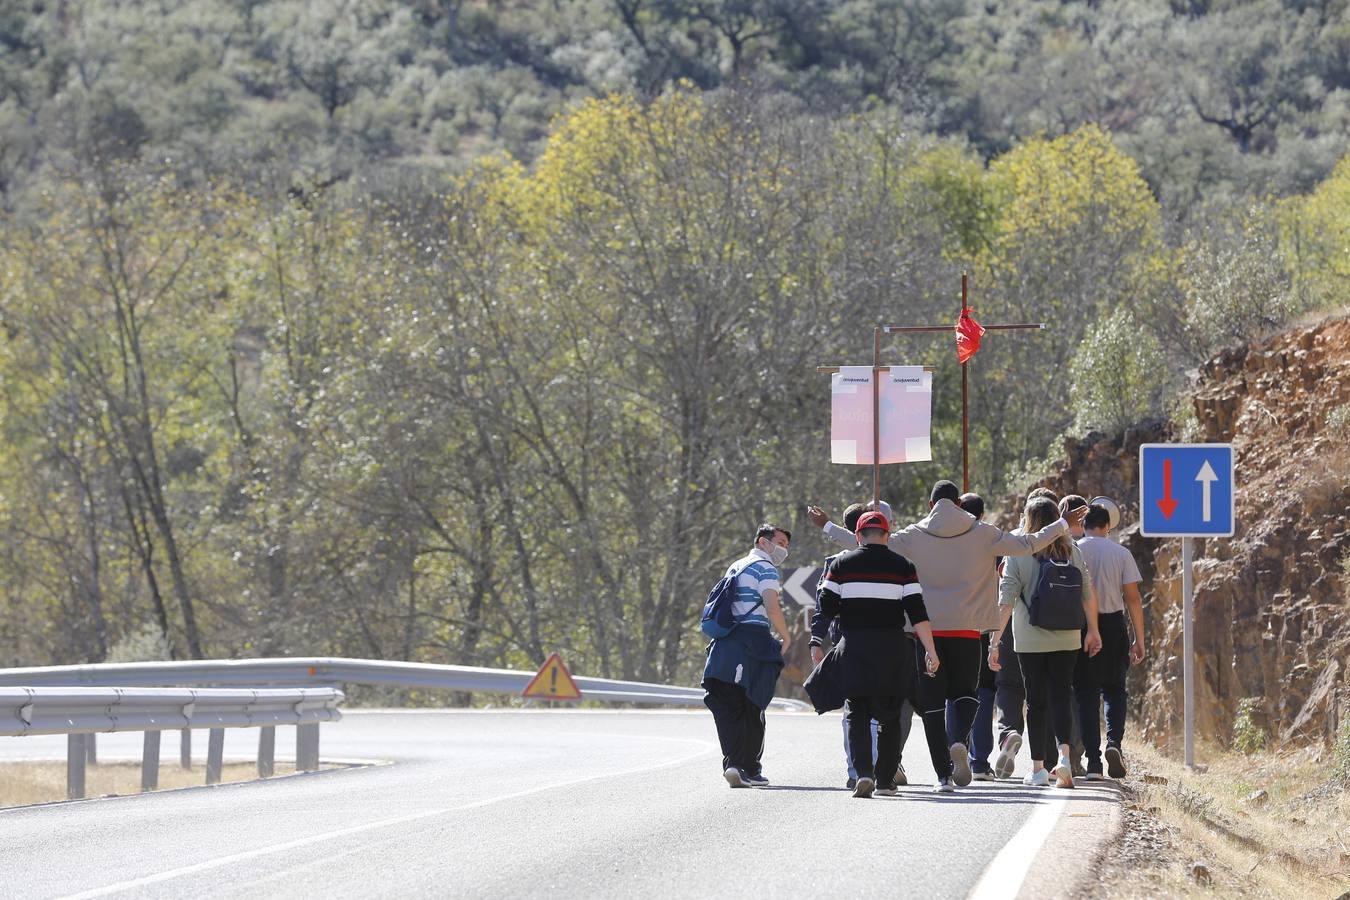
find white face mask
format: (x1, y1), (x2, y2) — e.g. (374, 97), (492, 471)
(765, 542), (788, 566)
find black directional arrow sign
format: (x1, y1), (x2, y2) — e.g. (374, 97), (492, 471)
(781, 567), (823, 608)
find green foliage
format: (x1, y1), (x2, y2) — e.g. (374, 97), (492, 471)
(1169, 392), (1205, 444)
(0, 0), (1347, 215)
(0, 82), (1348, 684)
(106, 624), (173, 664)
(1069, 308), (1166, 436)
(1283, 153), (1350, 311)
(1335, 718), (1350, 785)
(1182, 207), (1306, 355)
(1232, 697), (1268, 755)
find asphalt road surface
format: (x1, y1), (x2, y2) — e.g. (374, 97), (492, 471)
(0, 710), (1117, 899)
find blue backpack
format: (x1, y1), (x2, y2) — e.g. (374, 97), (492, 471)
(700, 561), (753, 638)
(1027, 555), (1086, 630)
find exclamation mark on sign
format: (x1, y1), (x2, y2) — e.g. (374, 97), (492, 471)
(550, 667), (558, 695)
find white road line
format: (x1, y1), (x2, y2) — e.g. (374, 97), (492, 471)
(966, 793), (1066, 900)
(56, 739), (716, 900)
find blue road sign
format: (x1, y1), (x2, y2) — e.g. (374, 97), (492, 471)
(1139, 443), (1235, 537)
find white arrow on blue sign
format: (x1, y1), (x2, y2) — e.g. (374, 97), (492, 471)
(1138, 443), (1235, 537)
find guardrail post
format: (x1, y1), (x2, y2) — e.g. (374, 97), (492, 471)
(180, 728), (191, 770)
(85, 733), (98, 766)
(141, 731), (161, 791)
(296, 723), (320, 772)
(258, 726), (276, 778)
(67, 734), (87, 800)
(206, 728), (225, 785)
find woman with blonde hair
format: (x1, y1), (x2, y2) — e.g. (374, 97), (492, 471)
(989, 497), (1101, 787)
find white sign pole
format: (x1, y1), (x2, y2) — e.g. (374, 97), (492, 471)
(1182, 536), (1195, 768)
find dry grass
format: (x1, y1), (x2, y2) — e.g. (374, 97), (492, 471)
(1096, 740), (1350, 898)
(0, 760), (300, 808)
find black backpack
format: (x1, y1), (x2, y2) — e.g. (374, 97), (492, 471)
(1026, 555), (1086, 630)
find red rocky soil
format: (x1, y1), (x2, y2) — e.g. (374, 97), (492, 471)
(1004, 314), (1350, 748)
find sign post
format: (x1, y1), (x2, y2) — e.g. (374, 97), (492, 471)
(879, 274), (1045, 492)
(818, 274), (1045, 496)
(1139, 443), (1236, 769)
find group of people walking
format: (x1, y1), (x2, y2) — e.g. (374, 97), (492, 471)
(701, 480), (1146, 797)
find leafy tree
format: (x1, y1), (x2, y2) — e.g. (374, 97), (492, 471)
(1069, 307), (1166, 435)
(1282, 151), (1350, 309)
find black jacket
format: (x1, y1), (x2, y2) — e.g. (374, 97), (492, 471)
(807, 544), (928, 700)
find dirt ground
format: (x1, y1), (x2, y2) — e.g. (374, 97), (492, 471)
(1077, 741), (1350, 898)
(0, 760), (301, 808)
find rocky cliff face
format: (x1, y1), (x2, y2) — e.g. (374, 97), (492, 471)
(1004, 315), (1350, 750)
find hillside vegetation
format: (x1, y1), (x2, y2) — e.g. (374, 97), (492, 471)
(2, 0), (1348, 213)
(0, 2), (1347, 684)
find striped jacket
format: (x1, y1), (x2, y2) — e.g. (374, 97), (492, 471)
(809, 544), (928, 646)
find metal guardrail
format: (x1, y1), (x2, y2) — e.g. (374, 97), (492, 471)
(0, 687), (343, 800)
(0, 657), (807, 801)
(0, 657), (811, 711)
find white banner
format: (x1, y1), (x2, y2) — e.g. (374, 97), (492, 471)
(830, 365), (933, 465)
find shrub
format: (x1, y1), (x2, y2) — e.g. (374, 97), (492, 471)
(1334, 718), (1350, 785)
(1329, 406), (1350, 439)
(1182, 208), (1306, 354)
(105, 623), (172, 663)
(1231, 697), (1268, 755)
(1070, 307), (1167, 435)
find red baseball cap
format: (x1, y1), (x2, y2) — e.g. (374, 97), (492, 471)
(855, 511), (890, 533)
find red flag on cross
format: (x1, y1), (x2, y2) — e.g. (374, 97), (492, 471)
(956, 307), (985, 364)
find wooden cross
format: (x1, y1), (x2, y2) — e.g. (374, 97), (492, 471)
(818, 274), (1046, 502)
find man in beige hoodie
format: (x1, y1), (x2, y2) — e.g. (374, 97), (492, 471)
(808, 480), (1086, 792)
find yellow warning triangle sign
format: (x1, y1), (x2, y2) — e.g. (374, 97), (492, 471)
(521, 652), (582, 701)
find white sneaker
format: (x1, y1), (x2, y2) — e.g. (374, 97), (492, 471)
(950, 742), (972, 787)
(1053, 756), (1075, 788)
(724, 767), (747, 788)
(933, 777), (955, 793)
(995, 733), (1022, 779)
(853, 776), (875, 799)
(1022, 768), (1050, 787)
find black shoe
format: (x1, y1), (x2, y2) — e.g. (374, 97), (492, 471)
(743, 772), (769, 786)
(972, 762), (995, 782)
(876, 782), (899, 796)
(1083, 760), (1105, 781)
(846, 777), (857, 790)
(1070, 757), (1087, 778)
(1105, 745), (1127, 779)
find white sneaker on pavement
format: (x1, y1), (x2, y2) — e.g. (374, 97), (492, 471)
(1053, 756), (1075, 788)
(1021, 768), (1050, 787)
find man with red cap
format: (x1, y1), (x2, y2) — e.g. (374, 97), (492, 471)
(810, 510), (939, 798)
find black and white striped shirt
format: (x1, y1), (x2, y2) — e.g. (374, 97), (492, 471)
(809, 544), (928, 647)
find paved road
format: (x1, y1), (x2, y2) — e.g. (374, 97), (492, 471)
(0, 711), (1118, 898)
